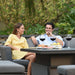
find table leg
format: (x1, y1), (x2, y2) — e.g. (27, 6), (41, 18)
(31, 54), (50, 75)
(31, 63), (50, 75)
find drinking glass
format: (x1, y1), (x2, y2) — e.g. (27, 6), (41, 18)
(39, 35), (45, 41)
(50, 37), (56, 41)
(66, 34), (72, 48)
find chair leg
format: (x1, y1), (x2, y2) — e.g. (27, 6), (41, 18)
(25, 72), (27, 75)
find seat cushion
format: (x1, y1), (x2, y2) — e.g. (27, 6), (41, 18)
(13, 59), (29, 66)
(57, 65), (75, 75)
(13, 59), (29, 71)
(0, 61), (25, 73)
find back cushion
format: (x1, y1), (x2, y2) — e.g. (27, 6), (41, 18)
(63, 37), (75, 48)
(27, 39), (35, 47)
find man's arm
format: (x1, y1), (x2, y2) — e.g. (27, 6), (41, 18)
(55, 38), (64, 46)
(47, 32), (64, 46)
(31, 36), (38, 45)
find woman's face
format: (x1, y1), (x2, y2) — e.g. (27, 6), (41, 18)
(17, 25), (25, 35)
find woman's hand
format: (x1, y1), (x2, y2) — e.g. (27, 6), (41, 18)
(14, 47), (20, 50)
(6, 44), (20, 50)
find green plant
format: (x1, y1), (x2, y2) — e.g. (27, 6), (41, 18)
(25, 24), (45, 35)
(55, 23), (73, 34)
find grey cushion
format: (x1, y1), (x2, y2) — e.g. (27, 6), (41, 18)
(63, 38), (75, 48)
(0, 46), (12, 60)
(0, 45), (29, 72)
(0, 61), (25, 73)
(27, 39), (35, 47)
(57, 65), (75, 75)
(13, 60), (29, 67)
(13, 59), (29, 72)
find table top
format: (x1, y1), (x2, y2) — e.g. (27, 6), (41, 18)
(21, 48), (75, 54)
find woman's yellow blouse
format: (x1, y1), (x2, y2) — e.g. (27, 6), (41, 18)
(5, 34), (29, 59)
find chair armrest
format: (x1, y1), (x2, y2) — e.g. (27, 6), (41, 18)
(0, 45), (12, 60)
(0, 45), (29, 72)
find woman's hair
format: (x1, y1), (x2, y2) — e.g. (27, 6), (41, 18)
(45, 22), (55, 29)
(12, 23), (23, 35)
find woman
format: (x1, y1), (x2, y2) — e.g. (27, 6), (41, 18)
(5, 23), (36, 75)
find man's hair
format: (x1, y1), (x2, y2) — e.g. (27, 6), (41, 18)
(45, 22), (55, 29)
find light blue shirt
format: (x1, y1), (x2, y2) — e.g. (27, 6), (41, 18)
(36, 34), (64, 47)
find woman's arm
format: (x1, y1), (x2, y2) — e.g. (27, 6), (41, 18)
(5, 34), (20, 50)
(6, 44), (20, 50)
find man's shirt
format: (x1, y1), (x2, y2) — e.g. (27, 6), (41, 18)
(36, 34), (64, 47)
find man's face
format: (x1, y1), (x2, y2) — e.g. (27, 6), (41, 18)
(45, 24), (53, 33)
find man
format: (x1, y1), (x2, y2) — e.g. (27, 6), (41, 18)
(31, 22), (64, 47)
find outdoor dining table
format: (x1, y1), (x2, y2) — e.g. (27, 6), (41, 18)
(21, 48), (75, 75)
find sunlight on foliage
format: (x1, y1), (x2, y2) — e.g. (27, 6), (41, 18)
(0, 0), (75, 35)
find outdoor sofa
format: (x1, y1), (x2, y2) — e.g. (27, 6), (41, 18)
(0, 60), (25, 75)
(0, 35), (75, 75)
(0, 39), (35, 74)
(57, 38), (75, 75)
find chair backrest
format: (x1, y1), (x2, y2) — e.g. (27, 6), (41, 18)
(0, 45), (29, 72)
(27, 39), (35, 47)
(0, 45), (12, 60)
(0, 45), (2, 60)
(63, 37), (75, 48)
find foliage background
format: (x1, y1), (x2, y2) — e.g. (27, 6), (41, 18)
(0, 0), (75, 35)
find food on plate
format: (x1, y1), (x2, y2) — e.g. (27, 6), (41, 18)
(52, 43), (60, 45)
(57, 43), (60, 45)
(38, 44), (48, 47)
(38, 44), (53, 49)
(50, 43), (62, 49)
(37, 43), (62, 49)
(52, 43), (57, 45)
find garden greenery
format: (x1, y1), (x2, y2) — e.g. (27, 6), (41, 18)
(0, 0), (75, 35)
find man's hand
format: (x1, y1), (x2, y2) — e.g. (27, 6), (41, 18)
(46, 32), (53, 36)
(31, 36), (36, 39)
(31, 36), (38, 45)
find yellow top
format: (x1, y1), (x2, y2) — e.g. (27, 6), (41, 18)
(5, 34), (29, 59)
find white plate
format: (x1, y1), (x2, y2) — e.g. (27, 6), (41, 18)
(36, 47), (43, 49)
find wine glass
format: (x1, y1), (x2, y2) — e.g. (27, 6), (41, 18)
(50, 37), (56, 41)
(40, 35), (45, 41)
(66, 34), (72, 48)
